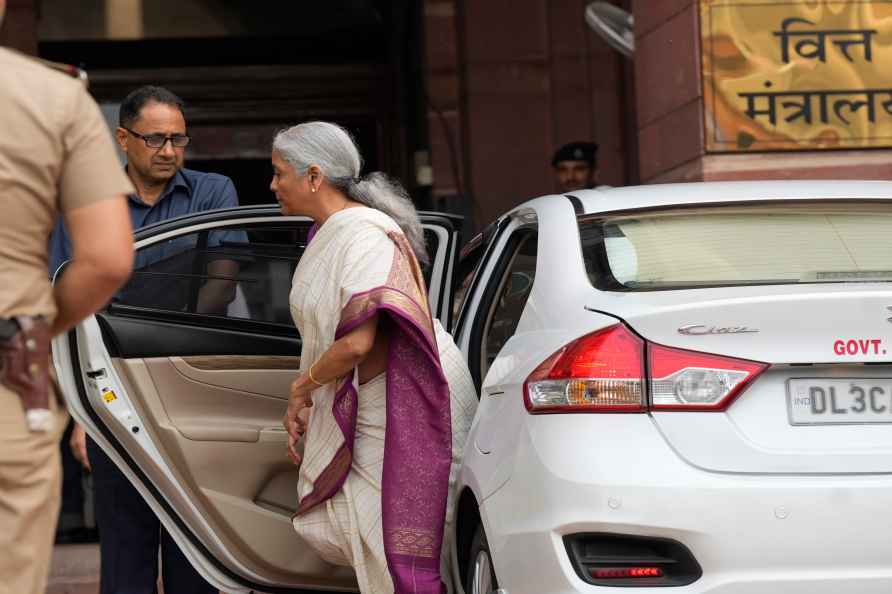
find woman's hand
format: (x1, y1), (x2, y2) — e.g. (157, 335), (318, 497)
(286, 407), (311, 466)
(287, 432), (303, 466)
(283, 374), (314, 452)
(284, 376), (314, 466)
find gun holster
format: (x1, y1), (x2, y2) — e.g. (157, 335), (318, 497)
(0, 316), (53, 432)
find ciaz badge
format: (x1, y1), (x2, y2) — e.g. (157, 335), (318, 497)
(677, 324), (759, 336)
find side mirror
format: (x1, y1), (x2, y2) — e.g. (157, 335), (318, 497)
(585, 1), (635, 58)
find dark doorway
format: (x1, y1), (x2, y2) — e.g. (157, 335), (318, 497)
(188, 159), (273, 207)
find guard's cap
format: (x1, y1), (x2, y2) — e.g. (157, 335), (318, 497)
(551, 141), (598, 167)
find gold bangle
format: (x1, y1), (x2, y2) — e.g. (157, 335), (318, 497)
(307, 363), (324, 387)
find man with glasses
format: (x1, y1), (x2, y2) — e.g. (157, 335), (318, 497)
(48, 85), (238, 594)
(49, 85), (241, 278)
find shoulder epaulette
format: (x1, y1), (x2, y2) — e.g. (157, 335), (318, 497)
(8, 49), (89, 88)
(36, 57), (89, 88)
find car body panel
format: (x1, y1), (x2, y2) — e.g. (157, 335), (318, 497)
(597, 284), (892, 363)
(481, 412), (892, 594)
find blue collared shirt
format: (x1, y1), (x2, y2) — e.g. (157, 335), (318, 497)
(48, 167), (241, 275)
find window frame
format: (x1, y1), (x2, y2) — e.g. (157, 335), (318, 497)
(108, 207), (463, 338)
(464, 222), (538, 388)
(453, 218), (509, 342)
(479, 231), (538, 375)
(110, 214), (314, 337)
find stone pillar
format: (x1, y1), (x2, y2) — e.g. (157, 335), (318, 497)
(424, 0), (466, 203)
(0, 0), (38, 54)
(633, 1), (704, 183)
(633, 1), (892, 183)
(430, 0), (630, 230)
(459, 0), (556, 228)
(105, 0), (143, 40)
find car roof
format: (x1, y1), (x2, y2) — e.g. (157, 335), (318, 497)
(569, 180), (892, 216)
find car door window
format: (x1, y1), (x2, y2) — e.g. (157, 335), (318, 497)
(481, 231), (538, 373)
(453, 237), (486, 324)
(114, 224), (310, 327)
(422, 227), (440, 290)
(452, 219), (506, 337)
(115, 223), (443, 328)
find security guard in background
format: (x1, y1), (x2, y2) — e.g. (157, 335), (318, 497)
(0, 3), (135, 591)
(552, 141), (599, 193)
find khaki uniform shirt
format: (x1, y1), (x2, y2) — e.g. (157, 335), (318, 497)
(0, 48), (134, 322)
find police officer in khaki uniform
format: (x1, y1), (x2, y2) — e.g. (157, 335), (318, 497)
(0, 3), (136, 591)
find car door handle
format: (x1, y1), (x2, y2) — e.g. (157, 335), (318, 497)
(178, 423), (258, 442)
(474, 439), (492, 455)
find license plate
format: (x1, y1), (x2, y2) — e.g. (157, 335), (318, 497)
(788, 378), (892, 425)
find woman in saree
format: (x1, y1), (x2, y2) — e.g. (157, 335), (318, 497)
(273, 122), (478, 594)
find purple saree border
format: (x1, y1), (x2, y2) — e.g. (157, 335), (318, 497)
(292, 379), (357, 518)
(337, 297), (436, 353)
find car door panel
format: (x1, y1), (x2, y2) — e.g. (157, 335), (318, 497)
(70, 319), (355, 592)
(55, 209), (462, 592)
(171, 356), (298, 400)
(137, 357), (292, 442)
(97, 309), (323, 583)
(110, 359), (326, 575)
(113, 360), (342, 584)
(454, 215), (537, 500)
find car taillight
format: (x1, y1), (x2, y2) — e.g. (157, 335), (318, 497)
(649, 343), (767, 411)
(524, 325), (645, 413)
(524, 324), (767, 414)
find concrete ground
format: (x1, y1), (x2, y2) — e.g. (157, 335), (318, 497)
(46, 544), (100, 594)
(47, 544), (230, 594)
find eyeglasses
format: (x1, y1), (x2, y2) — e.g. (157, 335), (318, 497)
(123, 127), (191, 149)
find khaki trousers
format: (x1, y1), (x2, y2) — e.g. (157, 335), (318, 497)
(0, 383), (68, 594)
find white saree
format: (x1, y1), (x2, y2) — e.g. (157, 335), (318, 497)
(289, 207), (478, 594)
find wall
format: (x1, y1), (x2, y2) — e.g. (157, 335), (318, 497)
(425, 0), (632, 230)
(37, 0), (384, 41)
(633, 0), (703, 183)
(0, 0), (38, 54)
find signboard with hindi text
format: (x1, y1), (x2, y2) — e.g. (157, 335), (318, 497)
(701, 0), (892, 151)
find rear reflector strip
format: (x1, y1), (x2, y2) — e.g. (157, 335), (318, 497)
(565, 533), (702, 587)
(592, 567), (664, 579)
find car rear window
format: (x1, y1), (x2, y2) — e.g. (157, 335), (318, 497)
(579, 201), (892, 291)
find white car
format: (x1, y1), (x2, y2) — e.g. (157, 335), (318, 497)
(55, 180), (892, 594)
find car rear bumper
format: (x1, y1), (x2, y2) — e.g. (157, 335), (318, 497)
(477, 414), (892, 593)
